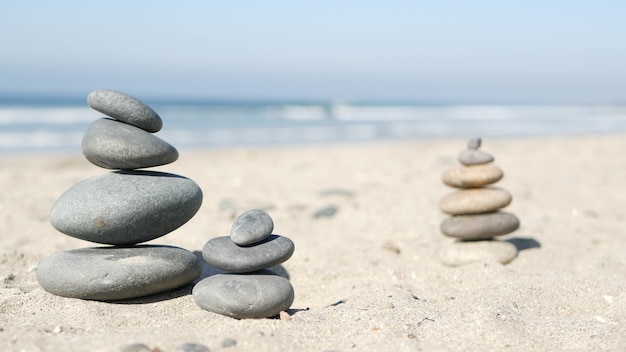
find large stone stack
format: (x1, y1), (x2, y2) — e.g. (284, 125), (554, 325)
(438, 138), (520, 266)
(193, 209), (295, 319)
(37, 89), (203, 300)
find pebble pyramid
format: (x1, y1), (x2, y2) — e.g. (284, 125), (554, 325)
(438, 138), (520, 266)
(193, 209), (295, 319)
(37, 89), (203, 300)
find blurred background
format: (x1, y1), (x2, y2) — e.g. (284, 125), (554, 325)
(2, 1), (626, 153)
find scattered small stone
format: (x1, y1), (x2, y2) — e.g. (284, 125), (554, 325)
(82, 118), (178, 169)
(88, 89), (162, 133)
(176, 343), (210, 352)
(230, 209), (274, 246)
(382, 243), (401, 254)
(120, 343), (153, 352)
(37, 245), (202, 300)
(193, 271), (294, 319)
(202, 235), (294, 273)
(279, 311), (292, 321)
(221, 338), (237, 348)
(439, 240), (518, 267)
(313, 205), (338, 219)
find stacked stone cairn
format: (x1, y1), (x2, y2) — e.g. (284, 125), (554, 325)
(438, 138), (520, 267)
(37, 89), (203, 301)
(193, 209), (295, 319)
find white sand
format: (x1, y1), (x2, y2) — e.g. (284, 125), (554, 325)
(1, 135), (625, 351)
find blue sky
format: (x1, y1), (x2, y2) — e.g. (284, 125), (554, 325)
(1, 1), (625, 103)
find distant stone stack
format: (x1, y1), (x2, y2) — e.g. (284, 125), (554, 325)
(193, 209), (295, 319)
(438, 138), (520, 266)
(37, 89), (203, 300)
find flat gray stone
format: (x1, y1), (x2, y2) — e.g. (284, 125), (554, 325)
(37, 245), (202, 300)
(202, 235), (294, 273)
(87, 89), (162, 132)
(442, 164), (503, 189)
(441, 212), (520, 240)
(50, 171), (202, 245)
(82, 118), (178, 169)
(440, 188), (512, 215)
(439, 240), (518, 267)
(193, 270), (294, 319)
(458, 149), (494, 165)
(230, 209), (273, 246)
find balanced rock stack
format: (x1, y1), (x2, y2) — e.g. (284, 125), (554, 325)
(193, 209), (295, 319)
(37, 89), (203, 300)
(438, 138), (520, 267)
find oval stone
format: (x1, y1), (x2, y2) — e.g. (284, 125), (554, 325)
(439, 240), (518, 267)
(440, 212), (520, 240)
(82, 118), (178, 170)
(230, 209), (274, 246)
(87, 89), (162, 132)
(458, 149), (494, 166)
(440, 188), (512, 215)
(193, 270), (294, 319)
(37, 245), (202, 300)
(50, 171), (203, 245)
(202, 235), (294, 273)
(442, 164), (504, 188)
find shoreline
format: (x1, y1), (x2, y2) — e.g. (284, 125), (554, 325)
(1, 134), (625, 351)
(2, 129), (625, 157)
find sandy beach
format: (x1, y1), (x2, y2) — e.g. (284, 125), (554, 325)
(1, 134), (625, 351)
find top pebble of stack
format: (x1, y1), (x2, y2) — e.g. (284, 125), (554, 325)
(458, 137), (494, 166)
(230, 209), (274, 246)
(87, 89), (163, 133)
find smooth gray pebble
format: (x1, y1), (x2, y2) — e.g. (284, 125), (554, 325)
(88, 89), (162, 133)
(37, 245), (202, 300)
(82, 118), (178, 170)
(50, 171), (202, 245)
(202, 235), (294, 273)
(230, 209), (274, 246)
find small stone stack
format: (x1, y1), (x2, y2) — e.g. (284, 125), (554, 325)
(438, 138), (520, 266)
(37, 89), (203, 300)
(193, 209), (295, 319)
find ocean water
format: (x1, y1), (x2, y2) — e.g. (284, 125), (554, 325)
(2, 97), (626, 154)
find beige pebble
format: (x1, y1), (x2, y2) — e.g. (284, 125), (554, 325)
(440, 188), (512, 215)
(442, 164), (504, 188)
(439, 240), (518, 267)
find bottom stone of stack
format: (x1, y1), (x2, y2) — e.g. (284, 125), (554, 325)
(37, 245), (202, 301)
(193, 270), (294, 319)
(439, 240), (518, 267)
